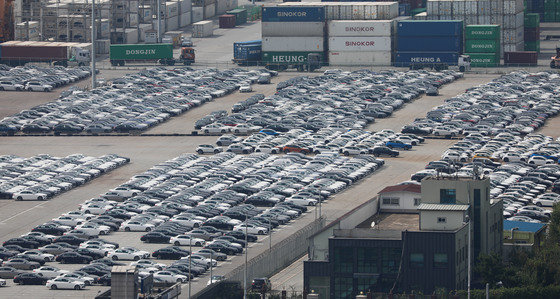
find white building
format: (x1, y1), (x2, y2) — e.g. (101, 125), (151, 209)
(378, 183), (421, 213)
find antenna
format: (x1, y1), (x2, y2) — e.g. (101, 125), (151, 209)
(370, 221), (376, 229)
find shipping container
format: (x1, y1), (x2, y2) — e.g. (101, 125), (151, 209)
(204, 4), (216, 19)
(503, 51), (538, 65)
(165, 1), (179, 17)
(219, 14), (236, 28)
(0, 43), (68, 60)
(227, 9), (247, 25)
(262, 6), (325, 22)
(277, 2), (398, 20)
(262, 37), (324, 52)
(216, 0), (238, 15)
(397, 36), (462, 52)
(263, 22), (324, 37)
(95, 39), (110, 54)
(524, 27), (540, 41)
(109, 44), (173, 63)
(397, 20), (463, 36)
(179, 12), (192, 27)
(192, 20), (213, 37)
(192, 7), (204, 23)
(393, 51), (459, 67)
(328, 20), (392, 37)
(261, 51), (324, 64)
(166, 15), (179, 31)
(465, 25), (501, 40)
(464, 52), (500, 67)
(233, 41), (262, 63)
(328, 51), (391, 66)
(179, 0), (192, 13)
(502, 12), (524, 29)
(329, 36), (391, 51)
(465, 39), (500, 53)
(524, 13), (540, 28)
(502, 27), (523, 43)
(524, 40), (540, 52)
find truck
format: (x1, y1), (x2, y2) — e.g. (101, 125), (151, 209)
(394, 52), (471, 72)
(233, 40), (262, 66)
(109, 44), (195, 66)
(262, 51), (323, 72)
(0, 41), (91, 67)
(550, 47), (560, 68)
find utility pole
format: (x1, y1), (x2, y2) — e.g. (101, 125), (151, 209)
(268, 218), (271, 251)
(244, 214), (248, 299)
(156, 0), (161, 43)
(91, 0), (96, 88)
(188, 239), (192, 299)
(467, 215), (471, 299)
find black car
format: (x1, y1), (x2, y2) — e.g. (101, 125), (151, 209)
(2, 245), (28, 253)
(224, 231), (258, 243)
(13, 273), (49, 285)
(167, 264), (203, 277)
(251, 277), (271, 292)
(140, 232), (172, 243)
(75, 248), (105, 259)
(92, 258), (125, 267)
(80, 265), (111, 277)
(0, 247), (19, 259)
(96, 274), (111, 286)
(3, 238), (40, 249)
(53, 235), (87, 246)
(32, 224), (66, 236)
(56, 252), (93, 264)
(204, 243), (238, 255)
(152, 247), (190, 259)
(203, 219), (234, 230)
(215, 236), (246, 248)
(369, 146), (399, 157)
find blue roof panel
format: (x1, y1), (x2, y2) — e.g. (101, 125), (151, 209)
(503, 220), (546, 233)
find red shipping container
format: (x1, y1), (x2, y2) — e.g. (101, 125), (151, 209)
(219, 15), (236, 29)
(0, 45), (68, 61)
(504, 51), (538, 65)
(524, 27), (540, 41)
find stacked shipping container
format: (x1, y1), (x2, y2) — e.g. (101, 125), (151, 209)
(524, 13), (540, 52)
(261, 7), (326, 66)
(394, 20), (463, 67)
(464, 25), (501, 66)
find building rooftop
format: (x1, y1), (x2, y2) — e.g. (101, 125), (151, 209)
(378, 184), (421, 194)
(503, 220), (546, 233)
(417, 203), (470, 211)
(357, 213), (420, 231)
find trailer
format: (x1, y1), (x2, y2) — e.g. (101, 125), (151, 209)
(262, 51), (324, 72)
(0, 41), (91, 67)
(110, 43), (194, 66)
(232, 40), (262, 66)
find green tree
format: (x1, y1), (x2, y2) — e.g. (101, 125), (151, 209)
(475, 253), (505, 286)
(547, 203), (560, 245)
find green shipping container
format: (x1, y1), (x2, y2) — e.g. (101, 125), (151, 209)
(465, 53), (500, 67)
(109, 44), (173, 61)
(545, 0), (557, 10)
(524, 13), (540, 28)
(465, 39), (500, 53)
(238, 5), (261, 21)
(227, 9), (247, 25)
(525, 40), (541, 52)
(410, 8), (426, 15)
(465, 25), (501, 40)
(262, 51), (324, 65)
(545, 11), (556, 22)
(556, 11), (560, 22)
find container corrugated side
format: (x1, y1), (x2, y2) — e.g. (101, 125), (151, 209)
(491, 0), (504, 14)
(503, 51), (537, 65)
(261, 51), (325, 64)
(262, 22), (324, 37)
(465, 25), (501, 40)
(328, 20), (392, 37)
(109, 44), (173, 60)
(452, 0), (465, 16)
(328, 51), (391, 66)
(262, 6), (325, 22)
(397, 20), (463, 36)
(234, 44), (261, 61)
(465, 40), (500, 53)
(328, 36), (391, 52)
(262, 37), (324, 52)
(393, 51), (459, 66)
(397, 36), (462, 52)
(464, 52), (500, 66)
(503, 0), (524, 14)
(502, 12), (524, 29)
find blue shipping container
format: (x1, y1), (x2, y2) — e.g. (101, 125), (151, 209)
(234, 43), (262, 61)
(397, 36), (462, 52)
(236, 40), (262, 46)
(397, 20), (463, 37)
(262, 7), (325, 22)
(399, 3), (410, 16)
(393, 52), (459, 67)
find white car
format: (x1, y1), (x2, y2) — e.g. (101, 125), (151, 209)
(442, 151), (469, 162)
(20, 250), (55, 262)
(46, 277), (86, 290)
(432, 126), (460, 136)
(25, 81), (53, 92)
(52, 216), (85, 227)
(120, 220), (155, 232)
(340, 146), (368, 156)
(57, 273), (95, 285)
(130, 259), (166, 270)
(196, 144), (223, 154)
(254, 144), (279, 154)
(169, 216), (203, 228)
(501, 153), (526, 163)
(239, 85), (252, 93)
(63, 211), (94, 220)
(80, 203), (114, 214)
(107, 248), (149, 261)
(233, 223), (268, 235)
(533, 196), (559, 207)
(154, 271), (188, 283)
(22, 232), (57, 242)
(79, 240), (116, 250)
(285, 196), (318, 207)
(201, 124), (231, 134)
(0, 278), (5, 287)
(181, 254), (217, 267)
(108, 187), (140, 198)
(0, 80), (24, 91)
(80, 244), (112, 256)
(12, 190), (48, 201)
(528, 155), (555, 165)
(170, 235), (206, 246)
(232, 124), (261, 134)
(33, 266), (69, 279)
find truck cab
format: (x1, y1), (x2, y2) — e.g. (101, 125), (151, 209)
(180, 47), (195, 65)
(458, 55), (471, 72)
(550, 46), (560, 68)
(55, 48), (90, 67)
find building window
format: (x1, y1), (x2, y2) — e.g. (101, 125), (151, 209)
(357, 248), (379, 273)
(356, 276), (378, 295)
(334, 277), (353, 299)
(434, 253), (448, 268)
(381, 248), (401, 274)
(414, 198), (421, 206)
(334, 247), (353, 273)
(410, 253), (424, 268)
(440, 189), (456, 204)
(382, 197), (399, 205)
(437, 217), (447, 223)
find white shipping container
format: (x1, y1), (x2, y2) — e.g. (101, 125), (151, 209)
(129, 13), (139, 27)
(452, 0), (465, 16)
(99, 19), (110, 39)
(263, 22), (324, 37)
(427, 0), (438, 15)
(165, 1), (179, 17)
(192, 20), (213, 37)
(503, 42), (523, 52)
(465, 0), (478, 15)
(352, 4), (365, 20)
(262, 36), (324, 52)
(491, 14), (503, 25)
(328, 36), (391, 52)
(125, 28), (138, 44)
(328, 51), (391, 66)
(328, 20), (392, 37)
(180, 0), (192, 13)
(95, 39), (110, 54)
(502, 12), (523, 29)
(204, 4), (215, 19)
(166, 15), (179, 31)
(490, 0), (503, 15)
(465, 15), (478, 25)
(478, 0), (491, 15)
(502, 26), (523, 43)
(145, 30), (158, 43)
(153, 18), (167, 33)
(179, 12), (191, 27)
(192, 7), (204, 23)
(503, 0), (523, 14)
(378, 2), (398, 20)
(438, 0), (453, 16)
(216, 0), (235, 15)
(426, 15), (439, 20)
(413, 11), (427, 20)
(326, 5), (340, 20)
(478, 15), (491, 24)
(340, 5), (353, 20)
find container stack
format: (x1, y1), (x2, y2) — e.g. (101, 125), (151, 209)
(177, 0), (193, 28)
(15, 21), (40, 41)
(394, 20), (463, 67)
(216, 0), (239, 15)
(544, 0), (559, 22)
(328, 20), (393, 66)
(278, 2), (399, 21)
(163, 1), (179, 31)
(464, 25), (501, 67)
(261, 6), (326, 68)
(525, 0), (544, 22)
(524, 13), (540, 52)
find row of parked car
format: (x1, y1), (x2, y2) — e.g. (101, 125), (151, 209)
(197, 128), (423, 157)
(0, 154), (129, 201)
(0, 65), (91, 92)
(195, 69), (460, 134)
(404, 71), (560, 137)
(0, 67), (264, 135)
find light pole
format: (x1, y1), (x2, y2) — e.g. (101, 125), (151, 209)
(244, 214), (248, 299)
(468, 215), (471, 299)
(91, 0), (96, 88)
(268, 218), (271, 251)
(156, 0), (161, 43)
(210, 250), (213, 285)
(188, 239), (192, 299)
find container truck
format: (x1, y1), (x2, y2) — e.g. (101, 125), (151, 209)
(262, 51), (323, 72)
(233, 40), (262, 66)
(109, 43), (195, 66)
(0, 41), (91, 67)
(394, 52), (471, 71)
